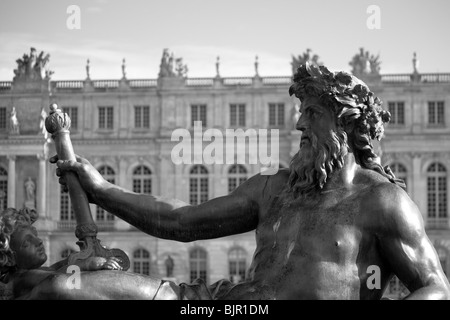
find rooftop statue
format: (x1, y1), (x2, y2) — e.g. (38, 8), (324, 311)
(7, 63), (449, 300)
(349, 47), (381, 76)
(158, 49), (188, 78)
(291, 49), (321, 75)
(13, 48), (52, 81)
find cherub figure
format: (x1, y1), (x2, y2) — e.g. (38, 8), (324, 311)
(0, 207), (122, 300)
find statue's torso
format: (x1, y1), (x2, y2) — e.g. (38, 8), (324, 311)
(223, 171), (393, 300)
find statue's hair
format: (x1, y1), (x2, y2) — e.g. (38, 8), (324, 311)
(289, 63), (405, 189)
(0, 207), (38, 273)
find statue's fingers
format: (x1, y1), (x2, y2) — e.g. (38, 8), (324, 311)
(56, 168), (61, 177)
(103, 263), (113, 270)
(58, 177), (67, 186)
(110, 257), (122, 263)
(49, 155), (59, 164)
(109, 260), (121, 269)
(56, 159), (79, 173)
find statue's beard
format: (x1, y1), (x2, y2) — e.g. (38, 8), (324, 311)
(284, 129), (348, 202)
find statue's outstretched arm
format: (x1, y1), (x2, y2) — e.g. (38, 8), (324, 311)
(52, 155), (264, 242)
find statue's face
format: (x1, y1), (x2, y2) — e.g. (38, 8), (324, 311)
(10, 226), (47, 270)
(296, 96), (337, 149)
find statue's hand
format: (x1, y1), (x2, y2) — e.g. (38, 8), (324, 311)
(50, 154), (108, 204)
(85, 257), (123, 271)
(101, 257), (123, 271)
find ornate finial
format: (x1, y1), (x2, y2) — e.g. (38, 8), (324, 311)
(86, 59), (90, 79)
(121, 58), (126, 79)
(45, 103), (71, 136)
(215, 56), (220, 78)
(254, 55), (259, 77)
(412, 52), (419, 73)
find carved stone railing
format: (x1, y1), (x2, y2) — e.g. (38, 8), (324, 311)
(1, 72), (450, 94)
(96, 220), (116, 231)
(129, 79), (158, 88)
(92, 80), (119, 88)
(55, 80), (84, 89)
(381, 74), (412, 83)
(426, 218), (449, 230)
(223, 77), (253, 86)
(0, 81), (12, 91)
(382, 73), (450, 84)
(185, 78), (214, 86)
(57, 220), (77, 230)
(262, 76), (292, 85)
(421, 73), (450, 83)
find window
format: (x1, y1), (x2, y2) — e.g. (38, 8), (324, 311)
(133, 248), (151, 275)
(134, 105), (150, 129)
(0, 167), (7, 211)
(229, 247), (247, 283)
(96, 166), (115, 222)
(269, 103), (285, 126)
(189, 165), (208, 205)
(427, 163), (447, 228)
(191, 105), (207, 127)
(98, 106), (114, 129)
(133, 165), (152, 194)
(428, 101), (445, 125)
(228, 165), (247, 193)
(190, 247), (207, 283)
(62, 106), (78, 130)
(61, 248), (76, 259)
(0, 107), (6, 130)
(60, 185), (75, 222)
(388, 102), (405, 125)
(230, 104), (246, 126)
(390, 163), (407, 188)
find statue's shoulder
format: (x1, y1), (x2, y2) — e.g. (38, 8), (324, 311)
(354, 168), (408, 201)
(239, 168), (290, 199)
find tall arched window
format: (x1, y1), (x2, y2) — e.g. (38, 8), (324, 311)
(228, 165), (247, 193)
(96, 166), (116, 222)
(0, 167), (7, 211)
(427, 163), (447, 229)
(189, 165), (208, 205)
(133, 248), (151, 275)
(228, 247), (247, 283)
(133, 165), (152, 194)
(189, 247), (207, 283)
(60, 185), (75, 224)
(390, 163), (407, 188)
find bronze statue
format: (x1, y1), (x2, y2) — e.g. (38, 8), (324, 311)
(32, 63), (450, 299)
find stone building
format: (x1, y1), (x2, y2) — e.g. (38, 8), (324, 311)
(0, 48), (449, 298)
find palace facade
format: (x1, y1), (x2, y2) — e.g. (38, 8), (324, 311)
(0, 48), (449, 299)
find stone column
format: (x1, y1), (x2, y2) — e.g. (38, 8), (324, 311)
(115, 156), (130, 230)
(7, 155), (16, 208)
(411, 153), (426, 221)
(37, 153), (47, 217)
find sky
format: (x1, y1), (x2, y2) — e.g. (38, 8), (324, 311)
(0, 0), (449, 80)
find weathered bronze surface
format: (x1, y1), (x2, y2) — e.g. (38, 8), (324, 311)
(2, 63), (449, 300)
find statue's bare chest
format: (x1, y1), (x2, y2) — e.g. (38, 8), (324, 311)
(256, 192), (365, 264)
